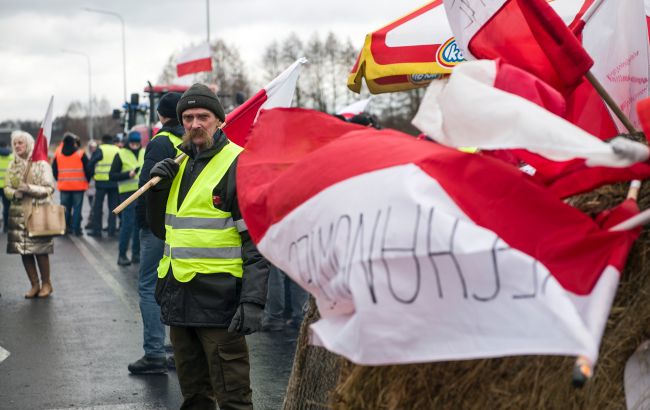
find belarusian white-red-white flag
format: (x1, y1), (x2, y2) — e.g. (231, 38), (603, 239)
(32, 96), (53, 162)
(223, 57), (307, 146)
(335, 98), (372, 119)
(176, 42), (213, 77)
(238, 108), (639, 366)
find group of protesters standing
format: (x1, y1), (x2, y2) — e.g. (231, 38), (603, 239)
(0, 84), (312, 409)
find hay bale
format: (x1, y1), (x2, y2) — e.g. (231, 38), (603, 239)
(284, 297), (342, 409)
(326, 183), (650, 409)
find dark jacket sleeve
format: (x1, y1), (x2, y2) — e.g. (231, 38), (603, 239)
(88, 149), (102, 179)
(229, 160), (269, 307)
(81, 154), (91, 181)
(147, 177), (172, 240)
(51, 158), (58, 180)
(137, 136), (178, 229)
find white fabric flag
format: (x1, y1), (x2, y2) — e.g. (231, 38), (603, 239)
(412, 60), (649, 167)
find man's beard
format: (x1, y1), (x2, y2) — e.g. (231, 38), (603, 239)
(182, 128), (214, 150)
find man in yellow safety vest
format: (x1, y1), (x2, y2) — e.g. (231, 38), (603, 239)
(147, 84), (269, 409)
(88, 134), (120, 237)
(110, 130), (143, 266)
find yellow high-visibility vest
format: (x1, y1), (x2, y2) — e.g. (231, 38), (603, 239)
(158, 142), (244, 283)
(0, 153), (13, 189)
(152, 131), (183, 156)
(117, 148), (144, 194)
(94, 144), (120, 182)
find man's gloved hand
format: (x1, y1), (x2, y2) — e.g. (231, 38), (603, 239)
(150, 158), (179, 180)
(228, 303), (264, 335)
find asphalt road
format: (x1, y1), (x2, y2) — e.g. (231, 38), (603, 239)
(0, 225), (298, 409)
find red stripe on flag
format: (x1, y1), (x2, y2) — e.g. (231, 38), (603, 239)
(493, 60), (566, 117)
(223, 89), (268, 147)
(468, 0), (593, 93)
(238, 108), (639, 295)
(31, 127), (49, 162)
(176, 58), (212, 77)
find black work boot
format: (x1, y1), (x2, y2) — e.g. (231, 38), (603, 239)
(117, 254), (131, 266)
(127, 356), (168, 375)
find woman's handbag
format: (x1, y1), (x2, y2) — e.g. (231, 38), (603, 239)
(25, 201), (66, 237)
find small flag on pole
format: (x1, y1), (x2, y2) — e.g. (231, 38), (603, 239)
(32, 96), (53, 162)
(223, 57), (307, 147)
(176, 42), (213, 77)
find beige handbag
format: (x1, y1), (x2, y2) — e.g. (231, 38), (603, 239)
(21, 164), (65, 237)
(25, 200), (66, 237)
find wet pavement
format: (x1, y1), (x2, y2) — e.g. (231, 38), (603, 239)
(0, 220), (298, 409)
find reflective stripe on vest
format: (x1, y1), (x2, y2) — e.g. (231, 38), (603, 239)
(158, 142), (244, 283)
(152, 131), (183, 156)
(55, 150), (88, 191)
(0, 153), (13, 189)
(94, 144), (120, 181)
(117, 147), (144, 194)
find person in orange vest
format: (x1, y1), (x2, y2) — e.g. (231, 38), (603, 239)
(52, 133), (90, 236)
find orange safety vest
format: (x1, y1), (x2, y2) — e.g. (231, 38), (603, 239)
(56, 150), (88, 191)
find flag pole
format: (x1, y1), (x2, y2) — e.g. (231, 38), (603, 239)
(112, 123), (225, 215)
(584, 72), (637, 134)
(112, 152), (186, 215)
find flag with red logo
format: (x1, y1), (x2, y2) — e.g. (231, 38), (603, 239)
(176, 42), (213, 77)
(237, 108), (640, 366)
(32, 96), (53, 162)
(564, 0), (649, 136)
(223, 57), (307, 147)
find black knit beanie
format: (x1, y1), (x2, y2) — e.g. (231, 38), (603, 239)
(176, 83), (226, 122)
(157, 92), (182, 120)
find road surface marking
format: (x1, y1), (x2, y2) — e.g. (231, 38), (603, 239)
(0, 345), (9, 364)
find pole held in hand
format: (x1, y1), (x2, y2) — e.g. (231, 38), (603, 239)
(112, 153), (187, 215)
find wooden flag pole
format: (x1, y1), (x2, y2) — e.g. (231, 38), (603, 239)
(584, 72), (637, 134)
(112, 122), (228, 215)
(112, 152), (186, 215)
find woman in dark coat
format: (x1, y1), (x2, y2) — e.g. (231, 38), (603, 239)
(4, 131), (56, 298)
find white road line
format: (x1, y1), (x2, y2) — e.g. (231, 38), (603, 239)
(69, 235), (140, 320)
(0, 345), (9, 364)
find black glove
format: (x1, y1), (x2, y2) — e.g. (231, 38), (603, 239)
(228, 303), (264, 335)
(150, 158), (179, 180)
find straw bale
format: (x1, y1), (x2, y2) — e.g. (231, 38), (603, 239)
(326, 183), (650, 409)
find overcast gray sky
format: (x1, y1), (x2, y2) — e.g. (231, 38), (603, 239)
(0, 0), (426, 123)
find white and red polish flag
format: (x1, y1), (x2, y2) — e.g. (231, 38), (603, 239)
(412, 59), (650, 198)
(443, 0), (593, 93)
(176, 42), (213, 77)
(223, 57), (307, 147)
(335, 98), (372, 120)
(237, 108), (640, 365)
(32, 96), (53, 162)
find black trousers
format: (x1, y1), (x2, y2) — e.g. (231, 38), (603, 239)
(0, 188), (9, 232)
(91, 186), (118, 235)
(171, 326), (253, 410)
